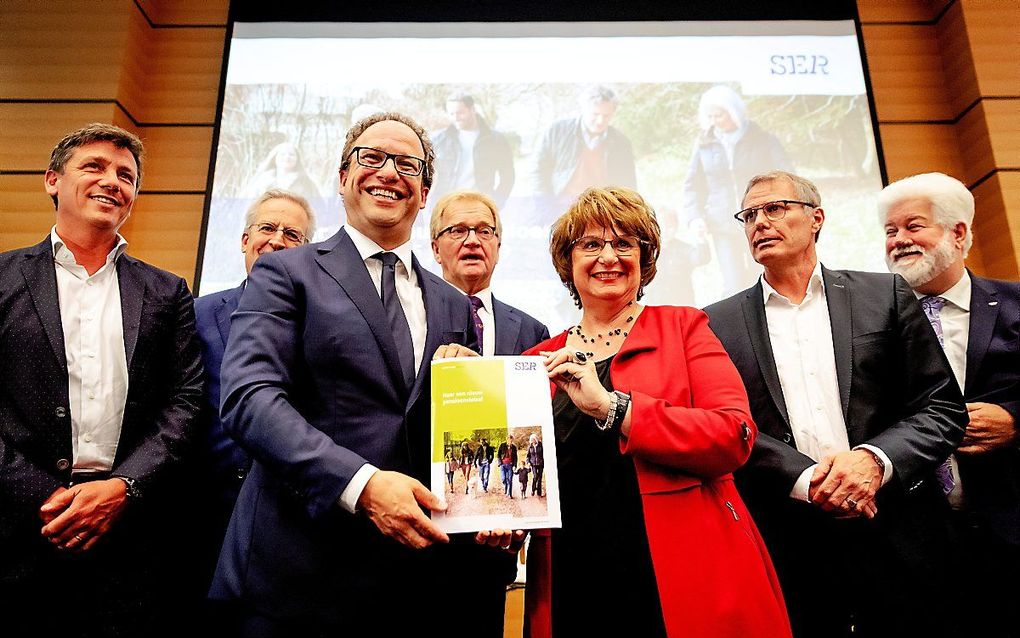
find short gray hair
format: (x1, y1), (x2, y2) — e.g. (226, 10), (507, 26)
(877, 172), (974, 257)
(742, 171), (822, 240)
(429, 190), (502, 240)
(244, 189), (317, 240)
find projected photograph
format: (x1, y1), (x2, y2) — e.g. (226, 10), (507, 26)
(199, 21), (886, 329)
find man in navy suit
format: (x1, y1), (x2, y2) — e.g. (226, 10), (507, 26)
(880, 172), (1020, 637)
(210, 113), (512, 636)
(191, 189), (315, 597)
(0, 123), (203, 635)
(429, 189), (550, 359)
(705, 170), (967, 637)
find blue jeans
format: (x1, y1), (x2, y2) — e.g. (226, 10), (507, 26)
(478, 460), (491, 490)
(501, 462), (514, 497)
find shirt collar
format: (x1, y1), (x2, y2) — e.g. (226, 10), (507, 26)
(761, 261), (824, 305)
(344, 224), (414, 278)
(457, 286), (492, 312)
(50, 226), (128, 267)
(913, 269), (971, 312)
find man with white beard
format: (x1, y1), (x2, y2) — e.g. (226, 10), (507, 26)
(880, 171), (1020, 638)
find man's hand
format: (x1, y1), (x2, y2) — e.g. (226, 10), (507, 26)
(475, 529), (526, 554)
(432, 343), (479, 359)
(958, 402), (1016, 454)
(809, 450), (881, 519)
(357, 470), (450, 549)
(39, 479), (128, 552)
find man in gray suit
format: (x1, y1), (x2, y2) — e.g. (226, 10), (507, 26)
(705, 170), (967, 637)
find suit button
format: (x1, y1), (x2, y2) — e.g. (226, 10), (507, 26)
(782, 433), (792, 444)
(56, 458), (71, 471)
(55, 406), (67, 418)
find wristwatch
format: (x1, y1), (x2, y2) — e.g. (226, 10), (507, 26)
(594, 391), (631, 433)
(115, 476), (143, 500)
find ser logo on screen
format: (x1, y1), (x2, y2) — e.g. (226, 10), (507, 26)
(770, 54), (829, 75)
(514, 361), (538, 372)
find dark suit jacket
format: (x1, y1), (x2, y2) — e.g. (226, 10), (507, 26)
(958, 273), (1020, 544)
(194, 283), (249, 508)
(209, 228), (478, 622)
(491, 296), (549, 357)
(0, 237), (203, 580)
(705, 268), (968, 631)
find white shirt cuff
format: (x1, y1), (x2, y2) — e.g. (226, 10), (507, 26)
(791, 464), (816, 502)
(337, 464), (379, 513)
(854, 444), (893, 485)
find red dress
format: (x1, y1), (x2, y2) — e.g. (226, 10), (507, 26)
(523, 306), (791, 638)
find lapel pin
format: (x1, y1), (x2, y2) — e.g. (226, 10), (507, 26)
(989, 301), (998, 306)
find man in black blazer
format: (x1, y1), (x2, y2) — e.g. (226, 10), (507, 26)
(705, 170), (967, 637)
(0, 123), (203, 636)
(191, 189), (314, 607)
(879, 171), (1020, 636)
(210, 113), (513, 636)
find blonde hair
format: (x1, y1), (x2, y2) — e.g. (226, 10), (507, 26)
(429, 190), (502, 240)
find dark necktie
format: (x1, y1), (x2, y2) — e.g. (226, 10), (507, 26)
(920, 295), (955, 495)
(468, 295), (484, 354)
(373, 252), (416, 388)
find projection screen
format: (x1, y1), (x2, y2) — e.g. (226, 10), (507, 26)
(197, 19), (885, 330)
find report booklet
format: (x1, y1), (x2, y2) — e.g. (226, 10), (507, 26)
(431, 356), (561, 534)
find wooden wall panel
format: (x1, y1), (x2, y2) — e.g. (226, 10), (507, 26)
(132, 126), (215, 192)
(972, 172), (1019, 279)
(139, 0), (228, 25)
(860, 24), (955, 121)
(0, 1), (130, 100)
(119, 194), (205, 282)
(0, 175), (56, 252)
(0, 103), (119, 170)
(960, 0), (1020, 97)
(857, 0), (951, 23)
(877, 123), (964, 181)
(936, 1), (982, 117)
(134, 29), (225, 124)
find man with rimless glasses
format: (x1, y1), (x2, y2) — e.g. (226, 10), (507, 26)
(706, 170), (967, 637)
(209, 113), (510, 636)
(191, 188), (315, 614)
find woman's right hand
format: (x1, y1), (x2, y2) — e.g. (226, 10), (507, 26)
(540, 348), (613, 421)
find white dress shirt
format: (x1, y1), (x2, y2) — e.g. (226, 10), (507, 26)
(915, 270), (972, 505)
(458, 286), (494, 357)
(761, 263), (892, 501)
(338, 225), (428, 512)
(50, 227), (129, 473)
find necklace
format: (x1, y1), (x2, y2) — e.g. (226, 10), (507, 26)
(568, 302), (636, 359)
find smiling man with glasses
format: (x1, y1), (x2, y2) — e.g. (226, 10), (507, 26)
(705, 170), (967, 637)
(209, 113), (516, 636)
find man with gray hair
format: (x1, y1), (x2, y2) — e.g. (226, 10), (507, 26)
(705, 170), (967, 637)
(880, 171), (1020, 636)
(532, 84), (636, 202)
(191, 188), (315, 598)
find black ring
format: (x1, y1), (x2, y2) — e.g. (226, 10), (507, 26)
(574, 351), (588, 364)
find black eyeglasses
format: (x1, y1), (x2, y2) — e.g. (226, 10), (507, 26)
(734, 200), (817, 226)
(348, 146), (425, 177)
(436, 224), (498, 242)
(572, 235), (643, 255)
(248, 222), (307, 245)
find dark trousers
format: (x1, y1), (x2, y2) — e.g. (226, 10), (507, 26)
(951, 509), (1020, 638)
(532, 466), (544, 495)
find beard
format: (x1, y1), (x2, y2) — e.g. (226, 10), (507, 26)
(886, 232), (958, 288)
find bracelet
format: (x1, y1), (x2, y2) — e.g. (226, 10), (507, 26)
(594, 391), (630, 432)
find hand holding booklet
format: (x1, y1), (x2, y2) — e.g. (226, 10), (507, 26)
(430, 356), (561, 534)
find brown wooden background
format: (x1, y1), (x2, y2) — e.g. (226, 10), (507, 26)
(2, 0), (1017, 286)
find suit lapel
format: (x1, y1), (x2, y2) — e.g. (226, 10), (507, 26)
(965, 274), (998, 395)
(492, 297), (521, 356)
(315, 229), (408, 394)
(822, 267), (853, 419)
(741, 282), (792, 426)
(117, 255), (145, 367)
(214, 284), (244, 348)
(21, 239), (67, 373)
